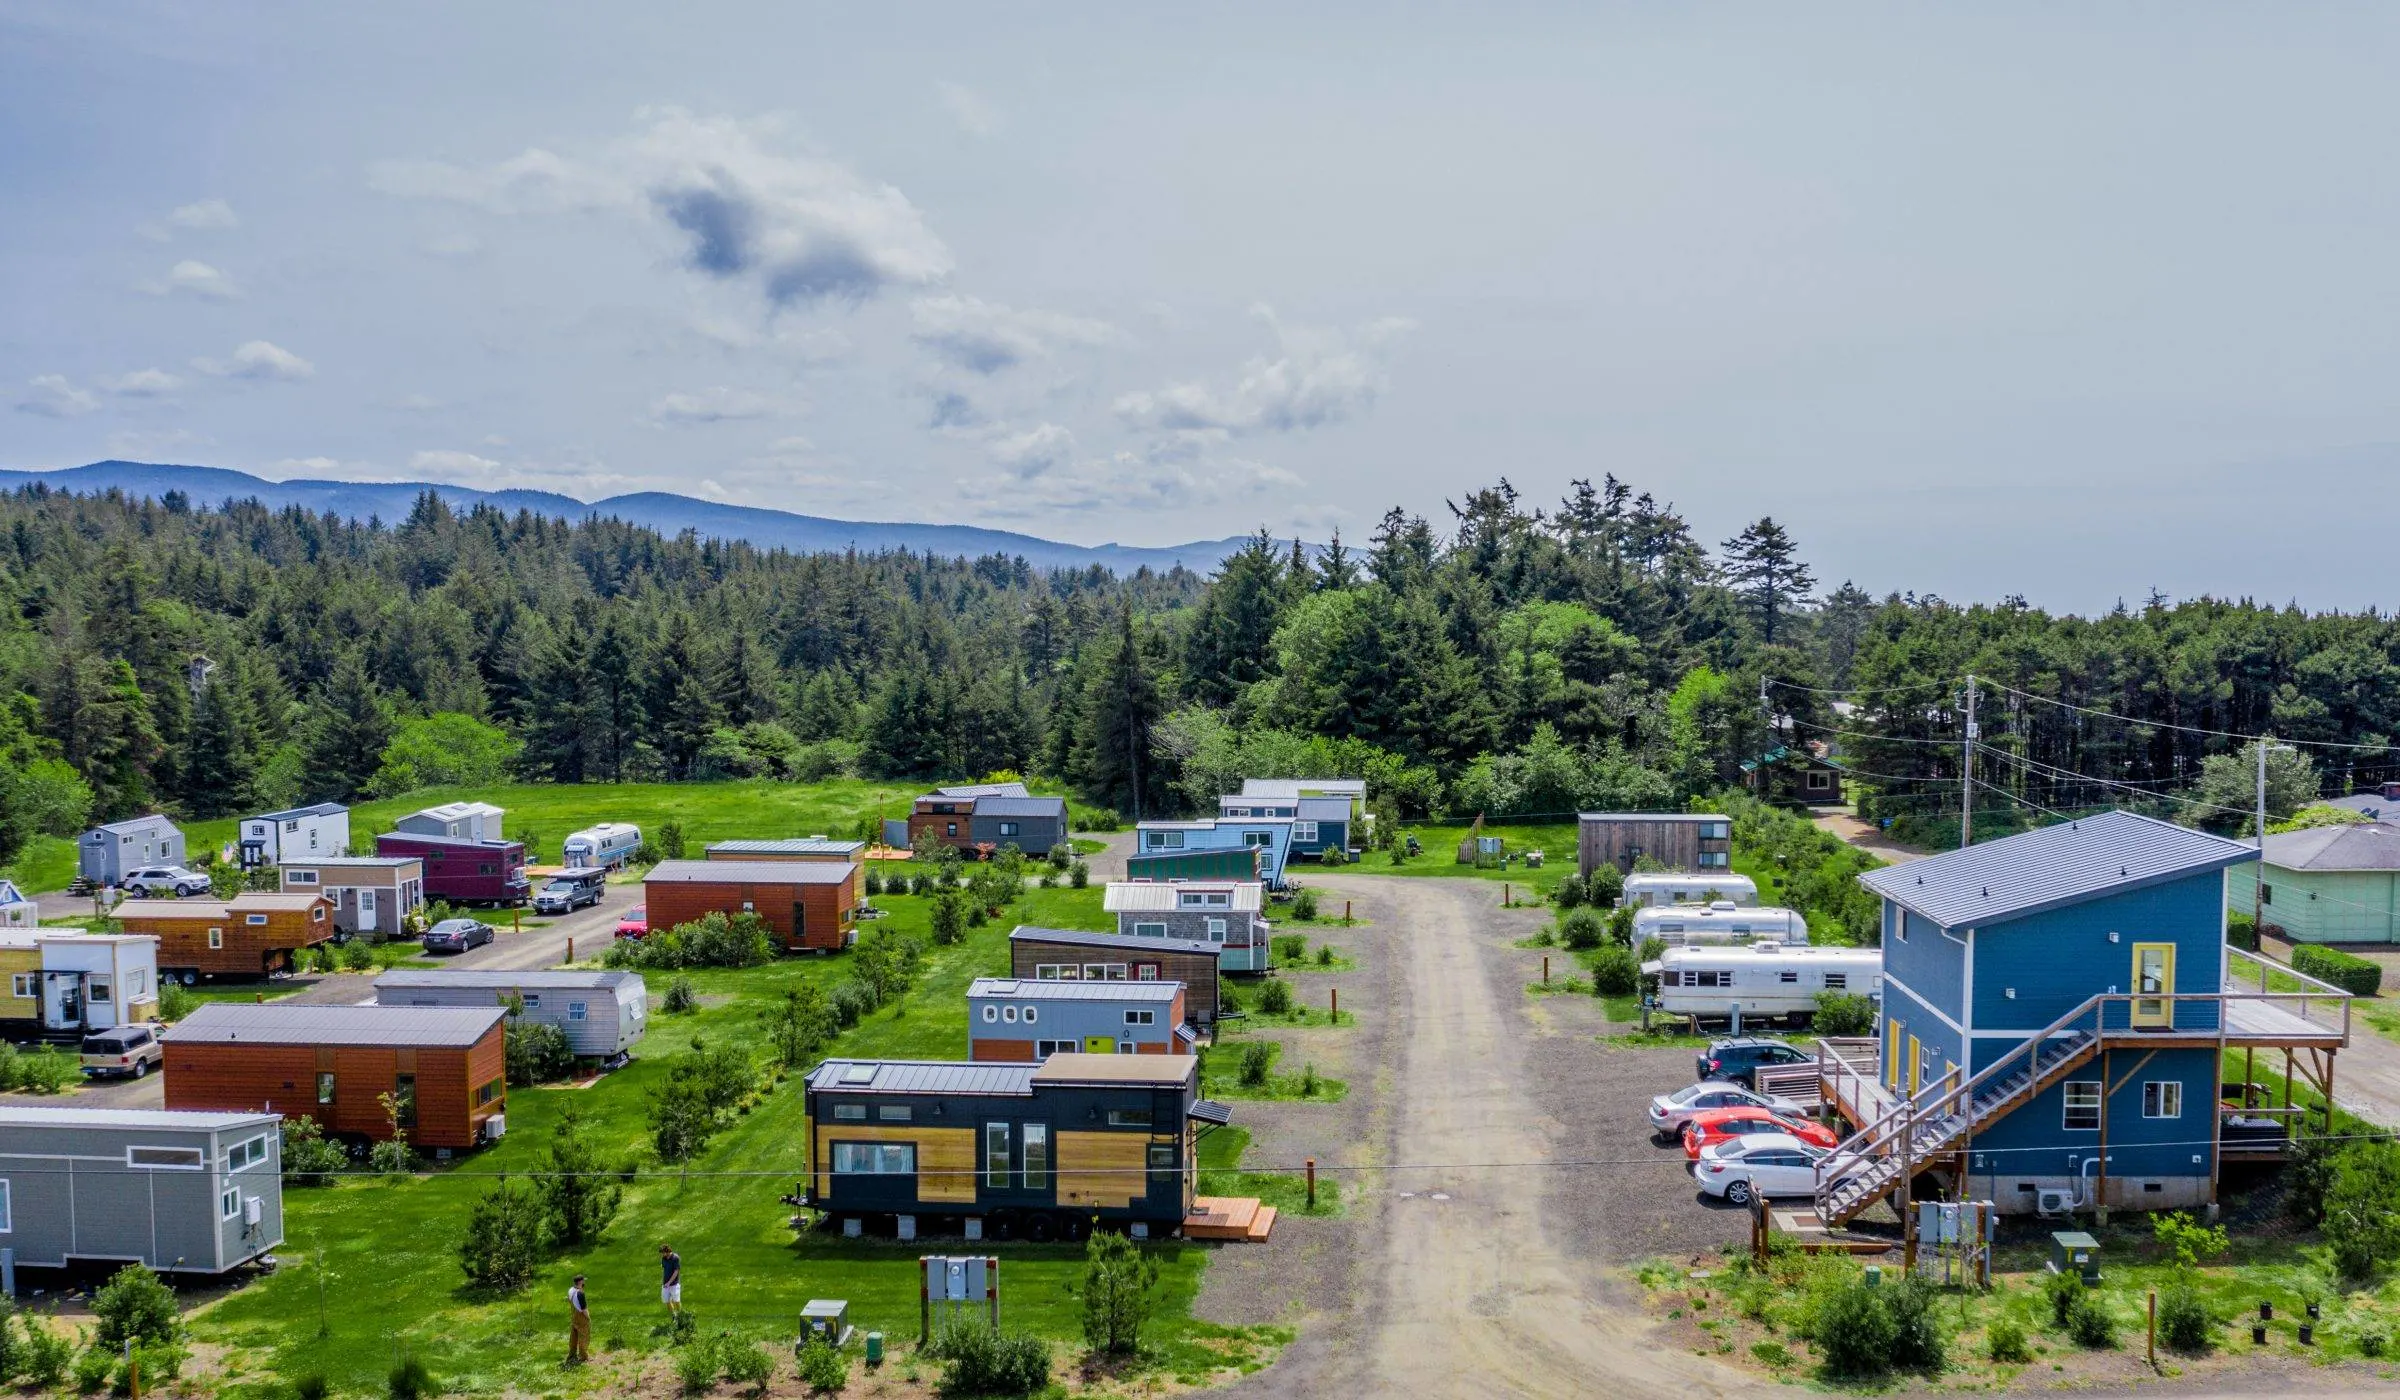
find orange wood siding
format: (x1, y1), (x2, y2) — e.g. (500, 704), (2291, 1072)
(703, 851), (866, 905)
(643, 875), (857, 952)
(164, 1021), (502, 1150)
(120, 898), (335, 975)
(970, 1038), (1038, 1062)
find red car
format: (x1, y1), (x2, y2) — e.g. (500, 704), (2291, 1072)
(1682, 1106), (1838, 1159)
(614, 906), (649, 939)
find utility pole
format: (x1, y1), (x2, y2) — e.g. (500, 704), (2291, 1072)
(1960, 675), (1978, 849)
(2256, 736), (2269, 849)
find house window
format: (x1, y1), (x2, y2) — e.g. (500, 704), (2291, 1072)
(0, 1179), (9, 1232)
(1023, 1006), (1038, 1024)
(311, 906), (325, 922)
(208, 928), (224, 948)
(1023, 1123), (1050, 1191)
(2063, 1081), (2102, 1130)
(1825, 974), (1848, 990)
(832, 1105), (867, 1121)
(982, 1005), (999, 1023)
(2142, 1082), (2182, 1119)
(1134, 922), (1168, 938)
(317, 1072), (335, 1105)
(1125, 1009), (1156, 1026)
(1701, 822), (1731, 840)
(1807, 771), (1834, 792)
(1245, 832), (1271, 848)
(1002, 1005), (1019, 1023)
(9, 974), (31, 999)
(1106, 1107), (1152, 1128)
(1147, 831), (1184, 850)
(392, 1075), (418, 1128)
(945, 822), (958, 838)
(288, 871), (319, 886)
(831, 1143), (915, 1175)
(475, 1079), (503, 1107)
(127, 1146), (206, 1170)
(1294, 821), (1318, 843)
(1135, 964), (1160, 981)
(1037, 964), (1072, 980)
(1035, 1039), (1074, 1058)
(999, 822), (1020, 837)
(878, 1105), (913, 1122)
(1206, 918), (1227, 942)
(567, 1002), (587, 1022)
(1146, 1142), (1177, 1179)
(1700, 852), (1730, 868)
(1085, 963), (1127, 980)
(221, 1187), (242, 1221)
(984, 1122), (1012, 1188)
(226, 1135), (269, 1171)
(246, 914), (268, 926)
(2259, 883), (2273, 905)
(520, 993), (542, 1008)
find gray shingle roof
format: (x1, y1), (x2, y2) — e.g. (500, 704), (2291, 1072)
(973, 795), (1066, 818)
(170, 1002), (505, 1047)
(805, 1060), (1037, 1096)
(2319, 793), (2400, 822)
(703, 839), (866, 857)
(0, 1106), (280, 1131)
(967, 977), (1183, 1002)
(373, 969), (640, 992)
(2261, 822), (2400, 872)
(644, 859), (855, 884)
(1859, 809), (2256, 929)
(1008, 924), (1223, 956)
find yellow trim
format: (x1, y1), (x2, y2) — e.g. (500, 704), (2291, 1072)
(2131, 942), (2176, 1028)
(1886, 1018), (1903, 1088)
(1907, 1036), (1922, 1095)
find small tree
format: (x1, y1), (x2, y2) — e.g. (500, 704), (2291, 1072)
(770, 983), (835, 1069)
(281, 1117), (348, 1187)
(1258, 979), (1295, 1016)
(505, 1018), (576, 1086)
(1812, 991), (1877, 1037)
(1070, 860), (1090, 889)
(370, 1090), (414, 1175)
(2326, 1138), (2400, 1280)
(458, 1177), (546, 1291)
(538, 1109), (621, 1247)
(1552, 872), (1586, 909)
(1590, 945), (1640, 997)
(650, 1071), (718, 1163)
(930, 888), (967, 946)
(1047, 842), (1074, 871)
(657, 821), (687, 859)
(1586, 861), (1625, 908)
(1080, 1231), (1159, 1356)
(795, 1335), (846, 1393)
(1237, 1041), (1273, 1087)
(1558, 908), (1605, 950)
(1292, 888), (1319, 921)
(91, 1264), (178, 1349)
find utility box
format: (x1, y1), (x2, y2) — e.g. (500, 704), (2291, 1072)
(2049, 1231), (2101, 1285)
(799, 1300), (853, 1349)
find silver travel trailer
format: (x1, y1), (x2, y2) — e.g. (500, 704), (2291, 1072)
(1634, 902), (1810, 947)
(562, 823), (643, 870)
(1618, 872), (1760, 909)
(1642, 943), (1883, 1023)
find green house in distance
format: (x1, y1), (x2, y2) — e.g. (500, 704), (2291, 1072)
(2230, 822), (2400, 944)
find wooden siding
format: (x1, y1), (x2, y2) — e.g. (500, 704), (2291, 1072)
(1008, 940), (1219, 1025)
(1055, 1130), (1153, 1210)
(701, 850), (866, 906)
(971, 1037), (1039, 1062)
(165, 1023), (502, 1150)
(812, 1124), (978, 1203)
(644, 877), (857, 952)
(1577, 816), (1732, 876)
(120, 898), (334, 976)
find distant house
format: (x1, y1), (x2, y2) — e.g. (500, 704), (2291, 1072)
(391, 801), (506, 844)
(0, 931), (161, 1035)
(1738, 745), (1847, 808)
(237, 803), (351, 869)
(166, 1003), (508, 1151)
(1217, 793), (1353, 859)
(0, 879), (35, 929)
(279, 856), (425, 939)
(965, 977), (1193, 1060)
(1576, 812), (1732, 878)
(0, 1107), (285, 1273)
(115, 892), (335, 983)
(1008, 926), (1223, 1026)
(907, 783), (1069, 856)
(706, 838), (869, 906)
(1134, 818), (1294, 886)
(2231, 822), (2400, 944)
(2321, 786), (2400, 822)
(373, 969), (648, 1058)
(373, 832), (528, 908)
(78, 814), (185, 886)
(643, 859), (860, 952)
(1103, 880), (1271, 972)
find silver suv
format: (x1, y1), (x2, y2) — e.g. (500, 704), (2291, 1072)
(122, 866), (210, 897)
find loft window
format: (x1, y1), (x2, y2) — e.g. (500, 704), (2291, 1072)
(127, 1146), (205, 1170)
(226, 1135), (269, 1171)
(1125, 1009), (1156, 1026)
(878, 1105), (913, 1122)
(1002, 1006), (1018, 1023)
(1134, 922), (1167, 938)
(1023, 1006), (1038, 1024)
(982, 1005), (999, 1023)
(245, 914), (268, 926)
(1106, 1107), (1152, 1128)
(832, 1104), (867, 1121)
(831, 1142), (914, 1174)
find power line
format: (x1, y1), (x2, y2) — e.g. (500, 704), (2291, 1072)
(1981, 680), (2400, 754)
(1765, 677), (1957, 700)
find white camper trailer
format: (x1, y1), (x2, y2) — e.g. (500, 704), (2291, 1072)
(1634, 901), (1810, 948)
(1618, 872), (1760, 909)
(562, 823), (643, 870)
(1642, 943), (1882, 1024)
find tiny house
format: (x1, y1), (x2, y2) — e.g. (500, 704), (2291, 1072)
(644, 859), (860, 952)
(1134, 818), (1294, 887)
(279, 856), (425, 938)
(1634, 902), (1810, 947)
(907, 784), (1069, 856)
(966, 978), (1192, 1060)
(373, 969), (648, 1058)
(706, 838), (869, 906)
(1642, 943), (1881, 1021)
(373, 832), (529, 907)
(563, 823), (644, 870)
(1619, 872), (1761, 910)
(1218, 790), (1353, 859)
(237, 803), (351, 869)
(79, 814), (185, 885)
(0, 879), (36, 929)
(1008, 926), (1222, 1026)
(0, 932), (162, 1036)
(1576, 812), (1733, 879)
(166, 1003), (508, 1151)
(803, 1053), (1209, 1237)
(391, 801), (505, 843)
(115, 892), (335, 982)
(0, 1107), (285, 1273)
(1102, 881), (1271, 972)
(1124, 847), (1263, 883)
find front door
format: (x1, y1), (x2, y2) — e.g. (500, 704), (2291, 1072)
(2132, 943), (2176, 1028)
(42, 972), (82, 1031)
(1084, 1036), (1114, 1054)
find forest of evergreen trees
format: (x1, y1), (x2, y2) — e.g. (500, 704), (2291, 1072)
(2, 475), (2396, 866)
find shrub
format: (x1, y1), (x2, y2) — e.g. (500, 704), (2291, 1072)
(91, 1264), (177, 1349)
(862, 868), (884, 897)
(2041, 1268), (2082, 1328)
(457, 1179), (546, 1292)
(505, 1019), (576, 1085)
(1315, 943), (1335, 966)
(930, 1320), (1049, 1396)
(721, 1336), (775, 1392)
(369, 1136), (414, 1176)
(157, 981), (197, 1021)
(1301, 1062), (1319, 1096)
(538, 1109), (622, 1246)
(794, 1335), (845, 1392)
(75, 1345), (114, 1394)
(1552, 873), (1586, 909)
(1809, 1273), (1898, 1378)
(966, 904), (988, 928)
(2325, 1138), (2400, 1279)
(1238, 1041), (1273, 1087)
(664, 977), (699, 1014)
(1321, 844), (1348, 866)
(2157, 1283), (2212, 1352)
(1292, 888), (1320, 921)
(117, 1341), (185, 1395)
(342, 938), (375, 971)
(829, 980), (874, 1029)
(281, 1117), (348, 1186)
(2358, 1323), (2392, 1358)
(1558, 908), (1606, 950)
(1272, 933), (1307, 963)
(2294, 943), (2382, 996)
(931, 890), (966, 945)
(1587, 861), (1625, 908)
(18, 1046), (78, 1094)
(387, 1352), (435, 1400)
(675, 1335), (721, 1395)
(1080, 1231), (1159, 1356)
(2226, 910), (2258, 951)
(1047, 842), (1075, 871)
(293, 1373), (331, 1400)
(1986, 1316), (2032, 1364)
(0, 1300), (18, 1383)
(1070, 860), (1090, 889)
(1883, 1276), (1945, 1372)
(657, 821), (687, 859)
(20, 1318), (70, 1389)
(1258, 979), (1295, 1016)
(1812, 990), (1877, 1037)
(2066, 1293), (2117, 1349)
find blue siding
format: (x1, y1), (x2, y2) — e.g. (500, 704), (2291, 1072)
(1962, 1047), (2216, 1181)
(1290, 820), (1348, 857)
(1882, 901), (1968, 1025)
(1966, 870), (2225, 1038)
(1881, 980), (1966, 1093)
(1137, 823), (1292, 884)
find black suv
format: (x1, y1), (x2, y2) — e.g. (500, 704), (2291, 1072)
(1696, 1037), (1810, 1089)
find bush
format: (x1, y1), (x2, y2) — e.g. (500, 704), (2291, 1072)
(1809, 1274), (1898, 1378)
(74, 1346), (114, 1395)
(794, 1335), (845, 1392)
(664, 977), (698, 1014)
(116, 1341), (185, 1395)
(2325, 1138), (2400, 1279)
(2066, 1293), (2117, 1349)
(862, 868), (884, 897)
(657, 821), (687, 859)
(2358, 1323), (2392, 1358)
(1883, 1276), (1945, 1372)
(1986, 1316), (2032, 1364)
(22, 1319), (73, 1389)
(369, 1136), (414, 1175)
(721, 1336), (775, 1392)
(1610, 906), (1638, 946)
(17, 1046), (78, 1094)
(1080, 1231), (1159, 1356)
(2158, 1283), (2212, 1352)
(2226, 910), (2258, 951)
(1558, 907), (1606, 951)
(1586, 861), (1625, 908)
(930, 1320), (1050, 1396)
(0, 1299), (19, 1383)
(293, 1373), (331, 1400)
(157, 981), (197, 1021)
(1272, 933), (1307, 963)
(2294, 943), (2383, 996)
(1047, 842), (1075, 871)
(538, 1109), (622, 1246)
(1070, 860), (1090, 888)
(1238, 1041), (1272, 1087)
(505, 1018), (576, 1085)
(1812, 990), (1877, 1037)
(1551, 873), (1586, 909)
(1258, 979), (1295, 1016)
(387, 1352), (435, 1400)
(92, 1264), (177, 1349)
(342, 938), (375, 971)
(675, 1335), (721, 1395)
(457, 1179), (546, 1292)
(1589, 944), (1640, 997)
(1292, 888), (1319, 920)
(1315, 943), (1335, 966)
(1320, 844), (1348, 866)
(282, 1117), (349, 1186)
(2042, 1268), (2083, 1328)
(931, 890), (966, 945)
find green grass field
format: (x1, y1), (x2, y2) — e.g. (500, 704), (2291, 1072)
(187, 879), (1289, 1397)
(1348, 821), (1578, 894)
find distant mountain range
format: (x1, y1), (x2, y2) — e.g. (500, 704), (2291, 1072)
(0, 461), (1262, 575)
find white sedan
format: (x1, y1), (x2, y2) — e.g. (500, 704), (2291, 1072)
(1647, 1081), (1804, 1138)
(1693, 1132), (1845, 1206)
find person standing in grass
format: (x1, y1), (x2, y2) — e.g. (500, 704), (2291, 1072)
(659, 1244), (683, 1317)
(567, 1275), (591, 1364)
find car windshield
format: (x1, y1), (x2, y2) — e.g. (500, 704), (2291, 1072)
(542, 882), (574, 894)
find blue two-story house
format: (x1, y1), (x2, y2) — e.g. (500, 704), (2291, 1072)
(1135, 818), (1294, 887)
(1217, 793), (1351, 860)
(1818, 810), (2350, 1220)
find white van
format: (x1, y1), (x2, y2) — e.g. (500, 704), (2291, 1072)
(1619, 872), (1759, 909)
(562, 823), (643, 870)
(1642, 943), (1882, 1023)
(1635, 901), (1809, 947)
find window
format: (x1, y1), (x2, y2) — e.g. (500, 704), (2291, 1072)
(1036, 964), (1070, 980)
(317, 1071), (335, 1105)
(520, 993), (542, 1008)
(9, 974), (30, 999)
(392, 1075), (417, 1129)
(128, 970), (147, 997)
(246, 914), (268, 926)
(1702, 822), (1731, 840)
(221, 1187), (242, 1221)
(1002, 1005), (1019, 1023)
(1700, 852), (1730, 868)
(1085, 963), (1127, 981)
(982, 1005), (999, 1023)
(1147, 831), (1184, 850)
(831, 1142), (915, 1175)
(475, 1079), (503, 1107)
(1035, 1039), (1074, 1058)
(1134, 922), (1168, 939)
(878, 1105), (913, 1122)
(1294, 821), (1318, 843)
(945, 822), (958, 837)
(1245, 832), (1271, 848)
(832, 1104), (868, 1121)
(1106, 1107), (1153, 1128)
(999, 822), (1020, 837)
(1147, 1142), (1177, 1177)
(1779, 971), (1799, 984)
(1135, 964), (1160, 981)
(0, 1178), (9, 1232)
(1206, 918), (1227, 943)
(2063, 1081), (2101, 1130)
(1679, 970), (1732, 989)
(227, 1135), (269, 1171)
(1023, 1124), (1050, 1191)
(567, 1001), (586, 1022)
(984, 1122), (1012, 1188)
(208, 928), (224, 949)
(1125, 1009), (1157, 1027)
(2142, 1081), (2182, 1119)
(288, 870), (319, 886)
(1825, 974), (1848, 990)
(1022, 1006), (1037, 1024)
(1179, 891), (1230, 908)
(127, 1146), (206, 1170)
(2260, 883), (2273, 906)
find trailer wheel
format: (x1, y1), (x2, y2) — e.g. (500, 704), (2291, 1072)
(1060, 1214), (1091, 1243)
(177, 969), (198, 987)
(1024, 1214), (1056, 1243)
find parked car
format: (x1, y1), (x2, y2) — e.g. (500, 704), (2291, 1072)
(81, 1024), (164, 1078)
(614, 907), (649, 939)
(121, 865), (210, 897)
(421, 918), (497, 954)
(532, 870), (606, 915)
(1693, 1132), (1846, 1206)
(1681, 1106), (1840, 1158)
(1695, 1036), (1812, 1089)
(1647, 1081), (1804, 1138)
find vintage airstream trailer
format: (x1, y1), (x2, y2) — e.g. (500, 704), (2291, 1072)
(562, 823), (644, 870)
(1642, 943), (1882, 1024)
(1618, 872), (1760, 909)
(1634, 901), (1810, 947)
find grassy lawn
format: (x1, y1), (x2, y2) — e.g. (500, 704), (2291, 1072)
(1200, 1040), (1347, 1103)
(1347, 821), (1578, 895)
(1196, 1126), (1343, 1219)
(186, 881), (1289, 1398)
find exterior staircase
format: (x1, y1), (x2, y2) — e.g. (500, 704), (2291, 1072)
(1185, 1195), (1277, 1242)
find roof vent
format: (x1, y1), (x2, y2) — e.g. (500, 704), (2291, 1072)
(1981, 887), (1989, 898)
(2121, 867), (2129, 878)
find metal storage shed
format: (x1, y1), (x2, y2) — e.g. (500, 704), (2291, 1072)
(0, 1106), (284, 1273)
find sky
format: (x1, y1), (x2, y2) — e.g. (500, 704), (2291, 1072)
(7, 3), (2400, 613)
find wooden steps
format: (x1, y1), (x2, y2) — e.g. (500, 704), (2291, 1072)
(1185, 1195), (1276, 1242)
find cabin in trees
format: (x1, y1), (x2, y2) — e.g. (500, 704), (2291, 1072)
(237, 803), (351, 869)
(1008, 926), (1222, 1026)
(643, 859), (860, 952)
(1739, 744), (1848, 808)
(907, 783), (1069, 857)
(966, 977), (1193, 1060)
(706, 838), (869, 906)
(78, 814), (185, 885)
(114, 892), (335, 983)
(279, 856), (425, 938)
(165, 1003), (508, 1151)
(0, 1107), (285, 1274)
(1805, 810), (2351, 1223)
(1102, 880), (1271, 972)
(1575, 812), (1732, 879)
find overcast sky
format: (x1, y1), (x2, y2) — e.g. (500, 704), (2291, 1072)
(7, 3), (2400, 612)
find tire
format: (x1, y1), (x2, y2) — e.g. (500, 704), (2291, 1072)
(1724, 1179), (1753, 1207)
(1024, 1214), (1057, 1244)
(178, 969), (198, 987)
(132, 1059), (148, 1078)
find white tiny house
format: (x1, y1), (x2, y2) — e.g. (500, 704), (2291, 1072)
(372, 969), (648, 1058)
(238, 804), (351, 869)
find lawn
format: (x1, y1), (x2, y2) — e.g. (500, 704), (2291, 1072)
(186, 879), (1288, 1398)
(1346, 821), (1579, 895)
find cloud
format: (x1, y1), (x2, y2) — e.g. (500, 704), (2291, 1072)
(645, 386), (793, 426)
(937, 81), (1002, 137)
(910, 295), (1120, 374)
(955, 418), (1303, 518)
(926, 390), (981, 429)
(100, 369), (183, 396)
(16, 374), (99, 418)
(170, 199), (238, 231)
(986, 421), (1079, 479)
(138, 259), (241, 300)
(270, 456), (376, 478)
(408, 448), (647, 499)
(407, 449), (505, 480)
(372, 108), (951, 310)
(192, 340), (315, 381)
(1114, 308), (1413, 435)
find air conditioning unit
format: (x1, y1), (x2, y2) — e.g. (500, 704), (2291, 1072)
(2035, 1188), (2076, 1216)
(484, 1114), (507, 1141)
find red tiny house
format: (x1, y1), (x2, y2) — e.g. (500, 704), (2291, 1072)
(642, 859), (859, 952)
(374, 832), (529, 907)
(165, 1003), (507, 1151)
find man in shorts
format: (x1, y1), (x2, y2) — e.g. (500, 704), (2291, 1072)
(566, 1275), (591, 1364)
(659, 1243), (683, 1316)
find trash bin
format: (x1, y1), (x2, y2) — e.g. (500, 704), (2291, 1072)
(865, 1332), (883, 1366)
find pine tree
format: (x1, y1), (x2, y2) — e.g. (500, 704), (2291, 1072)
(1718, 517), (1816, 647)
(644, 615), (718, 780)
(519, 634), (596, 783)
(1182, 531), (1287, 707)
(588, 620), (644, 781)
(1316, 528), (1360, 590)
(301, 653), (392, 803)
(180, 674), (259, 817)
(1077, 607), (1166, 819)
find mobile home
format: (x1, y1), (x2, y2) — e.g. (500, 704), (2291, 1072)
(114, 892), (335, 982)
(279, 856), (425, 938)
(562, 823), (644, 870)
(802, 1053), (1210, 1238)
(907, 784), (1069, 857)
(1102, 881), (1271, 972)
(237, 803), (350, 869)
(1642, 943), (1882, 1023)
(78, 814), (185, 886)
(966, 978), (1193, 1061)
(373, 831), (529, 907)
(0, 931), (161, 1036)
(165, 1003), (508, 1151)
(1217, 791), (1354, 860)
(1634, 902), (1810, 947)
(0, 1107), (285, 1273)
(373, 968), (648, 1058)
(1619, 872), (1760, 910)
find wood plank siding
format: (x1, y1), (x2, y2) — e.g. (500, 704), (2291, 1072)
(809, 1124), (979, 1204)
(642, 865), (860, 952)
(1576, 814), (1733, 877)
(164, 1025), (504, 1150)
(1007, 939), (1220, 1025)
(116, 895), (335, 978)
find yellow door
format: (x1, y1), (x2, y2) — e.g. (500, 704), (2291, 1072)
(2132, 943), (2175, 1028)
(1907, 1036), (1922, 1095)
(1083, 1036), (1114, 1054)
(1887, 1019), (1904, 1089)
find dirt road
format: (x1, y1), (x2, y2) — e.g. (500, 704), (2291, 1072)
(1812, 810), (1927, 865)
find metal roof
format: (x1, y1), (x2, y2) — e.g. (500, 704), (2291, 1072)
(0, 1106), (280, 1132)
(373, 969), (641, 993)
(1103, 881), (1263, 912)
(1859, 809), (2256, 930)
(2319, 793), (2400, 822)
(170, 1002), (505, 1047)
(1138, 817), (1290, 832)
(806, 1060), (1037, 1096)
(973, 794), (1067, 818)
(1008, 924), (1224, 956)
(411, 801), (503, 820)
(2261, 822), (2400, 872)
(1577, 811), (1732, 824)
(88, 813), (177, 837)
(704, 839), (866, 857)
(644, 859), (855, 884)
(967, 976), (1182, 1002)
(1030, 1052), (1195, 1086)
(933, 782), (1030, 799)
(280, 856), (418, 869)
(1239, 778), (1366, 799)
(251, 803), (346, 821)
(375, 831), (517, 850)
(115, 892), (326, 920)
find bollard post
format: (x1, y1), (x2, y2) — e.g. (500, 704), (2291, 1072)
(1343, 899), (1351, 924)
(1503, 882), (1511, 907)
(255, 991), (263, 1004)
(2147, 1290), (2157, 1368)
(567, 936), (574, 964)
(1543, 956), (1550, 984)
(1306, 1158), (1317, 1208)
(1330, 987), (1338, 1022)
